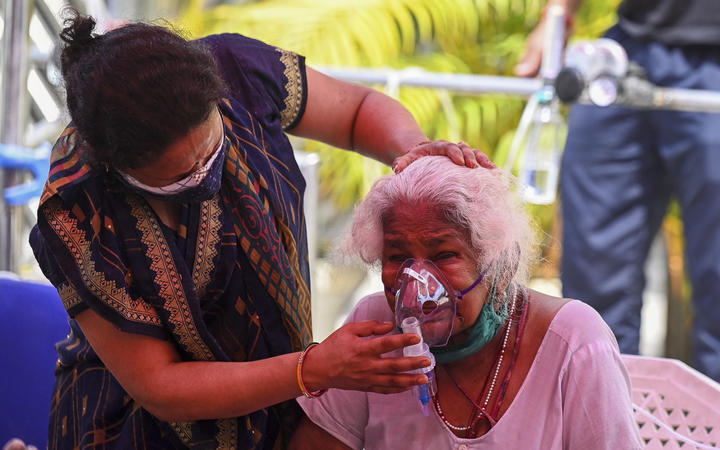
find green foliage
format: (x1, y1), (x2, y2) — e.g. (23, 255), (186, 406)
(176, 0), (619, 221)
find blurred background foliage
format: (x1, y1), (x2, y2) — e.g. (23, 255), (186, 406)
(56, 0), (689, 355)
(172, 0), (622, 275)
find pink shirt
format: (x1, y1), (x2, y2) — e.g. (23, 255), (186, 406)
(297, 293), (642, 449)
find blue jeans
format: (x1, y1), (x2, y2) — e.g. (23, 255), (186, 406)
(561, 25), (720, 381)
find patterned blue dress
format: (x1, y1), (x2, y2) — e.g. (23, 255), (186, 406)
(30, 34), (311, 449)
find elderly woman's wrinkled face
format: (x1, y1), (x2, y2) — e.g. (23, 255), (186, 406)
(382, 201), (488, 343)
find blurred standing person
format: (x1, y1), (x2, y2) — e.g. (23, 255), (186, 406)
(516, 0), (720, 381)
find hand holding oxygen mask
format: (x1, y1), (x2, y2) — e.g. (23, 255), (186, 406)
(388, 259), (489, 415)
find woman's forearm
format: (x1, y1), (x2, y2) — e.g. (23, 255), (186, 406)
(77, 308), (304, 422)
(76, 308), (429, 423)
(290, 68), (491, 170)
(349, 89), (429, 165)
(141, 353), (302, 422)
(290, 68), (427, 165)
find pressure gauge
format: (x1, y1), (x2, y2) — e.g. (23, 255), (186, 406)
(588, 75), (620, 107)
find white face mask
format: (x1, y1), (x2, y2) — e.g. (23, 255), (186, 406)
(118, 134), (225, 195)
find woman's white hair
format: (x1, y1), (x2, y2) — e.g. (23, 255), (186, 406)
(342, 156), (539, 288)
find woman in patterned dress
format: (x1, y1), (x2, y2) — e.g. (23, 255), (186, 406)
(29, 10), (491, 450)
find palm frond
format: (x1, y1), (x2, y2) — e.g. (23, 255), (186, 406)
(175, 0), (619, 210)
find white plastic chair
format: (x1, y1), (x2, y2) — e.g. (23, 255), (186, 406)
(622, 354), (720, 449)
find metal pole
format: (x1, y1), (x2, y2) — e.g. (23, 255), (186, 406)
(321, 67), (720, 114)
(319, 68), (543, 98)
(0, 0), (31, 272)
(612, 76), (720, 114)
(654, 87), (720, 114)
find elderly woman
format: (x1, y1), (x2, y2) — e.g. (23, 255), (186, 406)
(292, 156), (642, 449)
(29, 11), (493, 450)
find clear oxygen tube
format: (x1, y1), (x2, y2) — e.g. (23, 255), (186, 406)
(401, 316), (437, 416)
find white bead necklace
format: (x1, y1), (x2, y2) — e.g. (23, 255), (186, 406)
(433, 395), (472, 431)
(433, 286), (519, 433)
(483, 284), (517, 409)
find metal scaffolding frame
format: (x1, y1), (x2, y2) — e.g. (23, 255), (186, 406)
(0, 0), (93, 272)
(1, 0), (32, 272)
(0, 0), (116, 273)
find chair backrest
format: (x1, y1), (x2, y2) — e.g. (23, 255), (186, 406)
(0, 274), (67, 448)
(622, 354), (720, 449)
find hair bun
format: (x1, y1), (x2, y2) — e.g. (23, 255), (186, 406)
(60, 9), (97, 47)
(59, 9), (99, 76)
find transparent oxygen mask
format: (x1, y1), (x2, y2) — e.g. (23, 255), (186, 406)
(392, 259), (458, 347)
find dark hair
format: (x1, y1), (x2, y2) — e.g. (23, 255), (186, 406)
(59, 10), (226, 170)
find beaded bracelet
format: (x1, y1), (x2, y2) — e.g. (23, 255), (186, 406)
(296, 342), (327, 398)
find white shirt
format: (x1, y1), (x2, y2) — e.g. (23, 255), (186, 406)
(297, 293), (642, 450)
